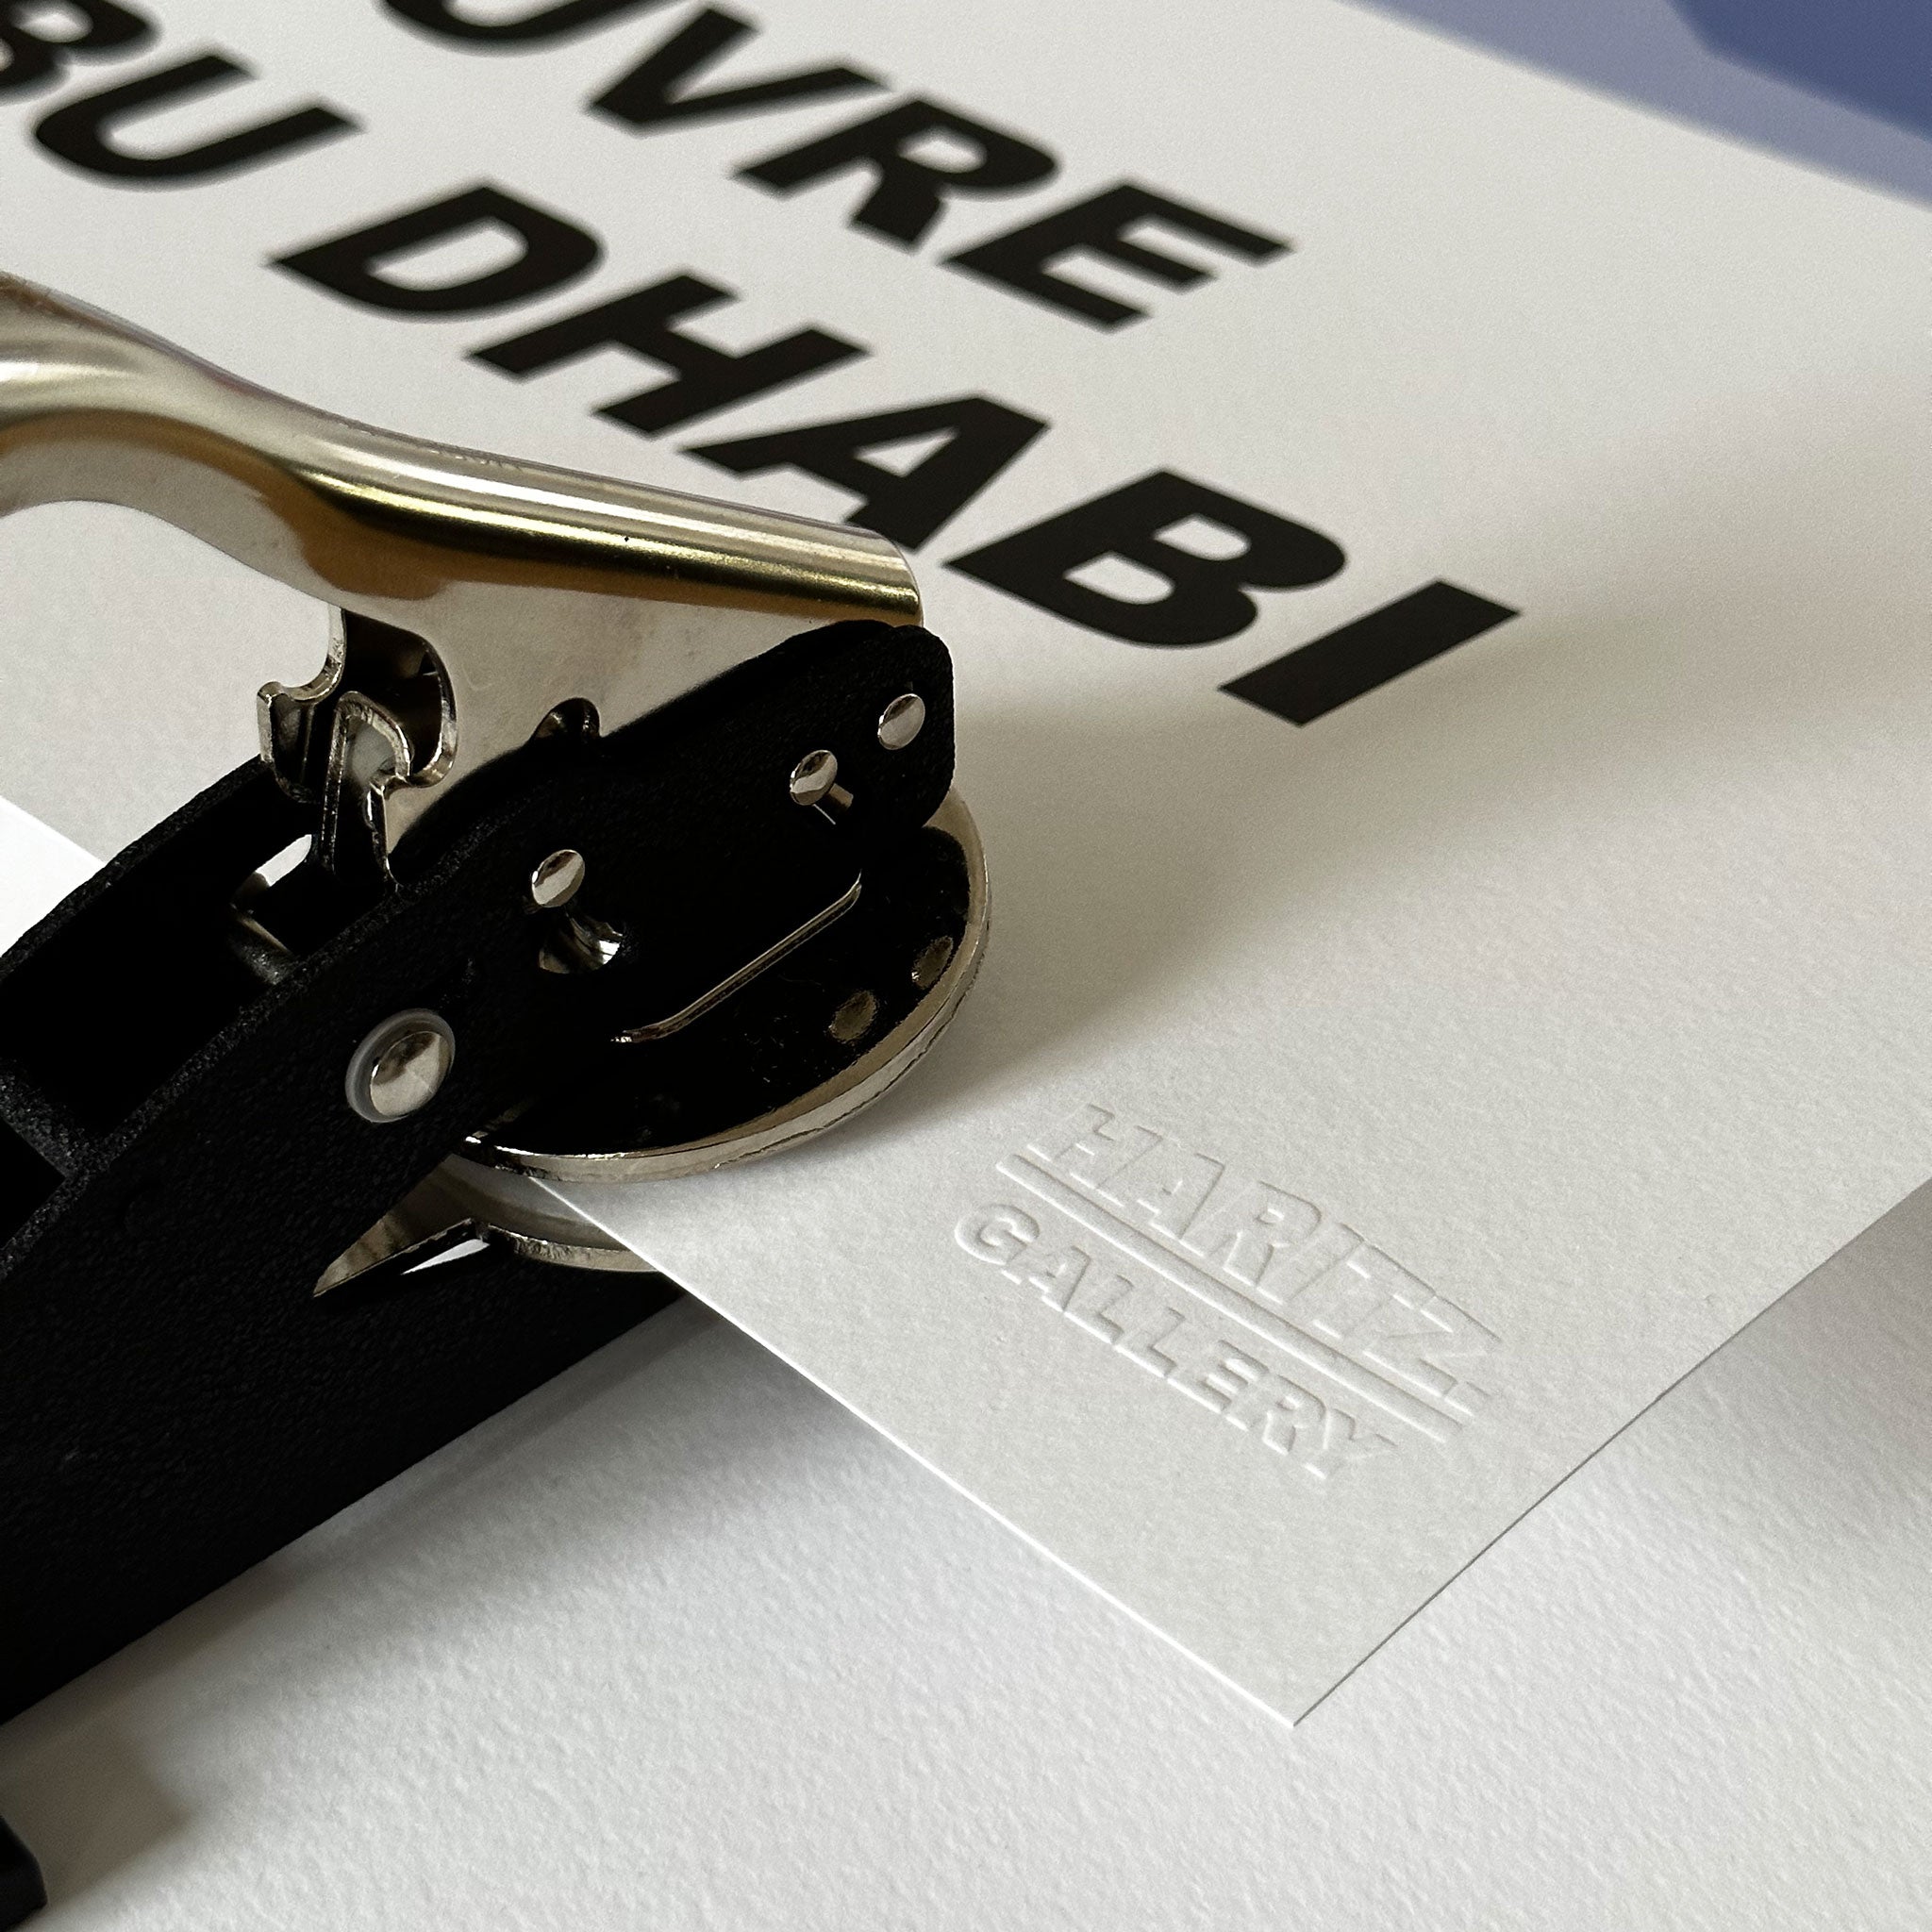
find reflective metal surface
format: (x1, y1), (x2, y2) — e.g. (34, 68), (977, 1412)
(0, 274), (920, 860)
(789, 748), (840, 808)
(2, 275), (983, 1286)
(344, 1008), (457, 1124)
(528, 848), (587, 910)
(611, 875), (863, 1046)
(315, 792), (985, 1288)
(877, 691), (926, 750)
(477, 790), (987, 1188)
(315, 1159), (652, 1296)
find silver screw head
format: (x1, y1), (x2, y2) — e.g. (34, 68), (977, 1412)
(346, 1009), (456, 1124)
(538, 912), (625, 974)
(530, 847), (587, 909)
(877, 692), (925, 751)
(910, 935), (955, 991)
(828, 990), (879, 1044)
(790, 749), (840, 807)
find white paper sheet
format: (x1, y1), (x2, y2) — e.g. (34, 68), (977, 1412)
(531, 5), (1932, 1716)
(0, 800), (92, 953)
(2, 0), (1927, 1722)
(5, 1149), (1929, 1932)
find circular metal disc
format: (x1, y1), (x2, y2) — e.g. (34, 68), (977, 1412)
(445, 792), (986, 1264)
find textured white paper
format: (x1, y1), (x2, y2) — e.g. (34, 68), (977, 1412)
(0, 800), (92, 952)
(532, 9), (1932, 1716)
(4, 1158), (1929, 1931)
(2, 0), (1927, 1724)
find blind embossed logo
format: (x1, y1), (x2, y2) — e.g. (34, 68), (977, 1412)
(956, 1107), (1500, 1487)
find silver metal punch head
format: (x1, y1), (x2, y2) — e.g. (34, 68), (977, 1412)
(0, 272), (987, 1283)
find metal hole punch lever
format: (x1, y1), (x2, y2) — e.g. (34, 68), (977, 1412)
(0, 275), (986, 1850)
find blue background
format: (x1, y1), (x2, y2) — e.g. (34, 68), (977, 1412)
(1364, 0), (1931, 203)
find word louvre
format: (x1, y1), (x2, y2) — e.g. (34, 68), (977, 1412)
(3, 0), (1517, 709)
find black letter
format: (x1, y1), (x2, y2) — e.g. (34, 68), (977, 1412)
(948, 183), (1286, 328)
(472, 275), (862, 434)
(275, 184), (600, 315)
(386, 0), (670, 44)
(1222, 583), (1517, 725)
(948, 472), (1343, 645)
(591, 8), (881, 131)
(740, 98), (1056, 248)
(35, 53), (356, 182)
(688, 395), (1046, 547)
(0, 0), (150, 101)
